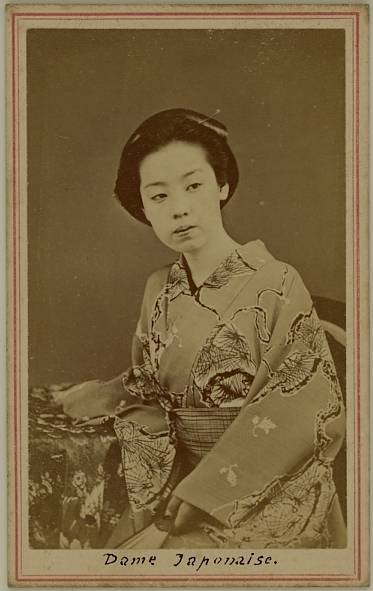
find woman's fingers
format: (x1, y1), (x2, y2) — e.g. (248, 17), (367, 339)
(165, 495), (182, 517)
(165, 497), (203, 534)
(173, 501), (197, 533)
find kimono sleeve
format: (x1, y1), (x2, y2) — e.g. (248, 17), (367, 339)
(55, 269), (177, 514)
(173, 268), (346, 529)
(114, 271), (179, 513)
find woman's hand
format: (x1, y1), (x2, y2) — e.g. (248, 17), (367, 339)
(165, 495), (204, 534)
(55, 377), (124, 422)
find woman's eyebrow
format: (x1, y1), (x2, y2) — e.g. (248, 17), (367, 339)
(143, 180), (167, 190)
(183, 169), (203, 179)
(143, 169), (203, 190)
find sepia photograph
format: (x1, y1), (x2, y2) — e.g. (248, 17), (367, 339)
(7, 4), (369, 587)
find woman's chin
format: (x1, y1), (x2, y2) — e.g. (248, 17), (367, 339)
(166, 234), (203, 254)
(172, 241), (203, 255)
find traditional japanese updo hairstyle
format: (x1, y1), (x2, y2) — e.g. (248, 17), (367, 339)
(114, 108), (239, 225)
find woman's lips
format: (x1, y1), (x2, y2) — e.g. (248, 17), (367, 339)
(174, 225), (195, 234)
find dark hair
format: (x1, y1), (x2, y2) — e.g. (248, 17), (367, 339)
(114, 108), (239, 225)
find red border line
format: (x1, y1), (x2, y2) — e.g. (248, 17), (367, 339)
(351, 12), (358, 573)
(13, 17), (355, 21)
(17, 10), (24, 578)
(12, 10), (20, 583)
(14, 576), (359, 584)
(11, 9), (362, 584)
(351, 16), (357, 578)
(12, 11), (361, 17)
(354, 10), (361, 582)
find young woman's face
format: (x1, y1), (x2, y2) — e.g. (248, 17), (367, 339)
(140, 141), (229, 254)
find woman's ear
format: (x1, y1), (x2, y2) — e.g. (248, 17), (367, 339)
(219, 183), (229, 203)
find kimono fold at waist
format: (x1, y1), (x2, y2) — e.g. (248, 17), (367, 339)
(171, 407), (241, 468)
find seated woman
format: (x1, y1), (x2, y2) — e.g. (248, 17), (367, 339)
(52, 108), (346, 549)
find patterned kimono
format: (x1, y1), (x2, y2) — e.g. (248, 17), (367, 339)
(61, 240), (346, 549)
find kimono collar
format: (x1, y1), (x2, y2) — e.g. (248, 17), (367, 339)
(167, 240), (272, 299)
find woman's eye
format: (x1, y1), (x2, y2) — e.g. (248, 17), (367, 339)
(151, 193), (167, 202)
(187, 183), (202, 191)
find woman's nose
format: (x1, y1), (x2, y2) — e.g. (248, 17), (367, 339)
(171, 193), (190, 219)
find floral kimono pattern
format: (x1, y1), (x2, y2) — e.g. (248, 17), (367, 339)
(57, 240), (346, 549)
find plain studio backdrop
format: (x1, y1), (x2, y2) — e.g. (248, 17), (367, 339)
(27, 28), (345, 386)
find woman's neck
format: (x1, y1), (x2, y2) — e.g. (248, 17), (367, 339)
(183, 230), (241, 288)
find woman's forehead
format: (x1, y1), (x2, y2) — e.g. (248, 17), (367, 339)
(139, 141), (211, 182)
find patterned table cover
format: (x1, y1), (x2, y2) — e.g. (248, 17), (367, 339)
(29, 384), (128, 549)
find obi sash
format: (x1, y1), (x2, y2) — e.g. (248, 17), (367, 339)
(171, 407), (241, 467)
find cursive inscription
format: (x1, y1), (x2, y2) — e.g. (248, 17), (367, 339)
(103, 552), (278, 570)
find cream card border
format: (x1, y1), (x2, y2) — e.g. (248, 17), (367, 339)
(6, 4), (369, 587)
